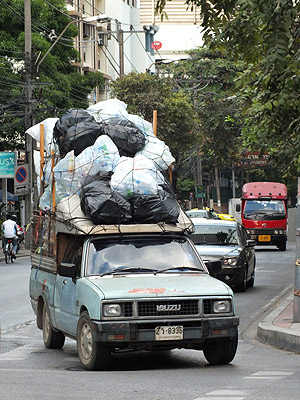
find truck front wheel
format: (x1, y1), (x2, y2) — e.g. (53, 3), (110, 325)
(278, 242), (286, 251)
(77, 311), (111, 371)
(203, 330), (238, 365)
(42, 303), (65, 349)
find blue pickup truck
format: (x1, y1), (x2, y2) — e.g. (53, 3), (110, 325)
(29, 202), (239, 371)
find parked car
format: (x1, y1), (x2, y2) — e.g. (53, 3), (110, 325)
(189, 219), (256, 292)
(206, 208), (236, 221)
(186, 209), (220, 219)
(216, 212), (236, 221)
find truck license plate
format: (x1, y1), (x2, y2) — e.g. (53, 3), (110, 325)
(155, 326), (183, 341)
(258, 235), (271, 242)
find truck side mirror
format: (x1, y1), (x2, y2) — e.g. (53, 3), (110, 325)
(236, 204), (241, 212)
(59, 263), (77, 280)
(246, 239), (256, 247)
(204, 260), (222, 274)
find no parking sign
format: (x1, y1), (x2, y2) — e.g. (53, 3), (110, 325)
(14, 164), (30, 196)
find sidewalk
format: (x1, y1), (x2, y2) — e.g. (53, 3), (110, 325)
(257, 291), (300, 353)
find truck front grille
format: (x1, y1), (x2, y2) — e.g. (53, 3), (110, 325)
(203, 300), (212, 314)
(138, 300), (199, 317)
(123, 302), (133, 317)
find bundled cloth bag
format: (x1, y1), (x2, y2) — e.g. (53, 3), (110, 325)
(80, 179), (132, 225)
(53, 109), (103, 157)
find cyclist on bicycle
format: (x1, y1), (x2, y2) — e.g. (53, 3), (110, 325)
(2, 214), (18, 259)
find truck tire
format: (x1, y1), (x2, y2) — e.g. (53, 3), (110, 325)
(203, 330), (238, 365)
(278, 242), (286, 251)
(42, 303), (65, 349)
(77, 311), (111, 371)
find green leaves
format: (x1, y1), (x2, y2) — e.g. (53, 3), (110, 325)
(0, 0), (104, 149)
(110, 72), (199, 163)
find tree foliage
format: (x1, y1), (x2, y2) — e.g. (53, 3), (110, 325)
(0, 0), (104, 150)
(155, 0), (300, 179)
(110, 72), (200, 165)
(158, 48), (244, 192)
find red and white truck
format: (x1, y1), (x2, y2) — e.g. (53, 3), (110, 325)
(236, 182), (288, 251)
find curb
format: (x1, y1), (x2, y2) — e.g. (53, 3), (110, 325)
(257, 293), (300, 353)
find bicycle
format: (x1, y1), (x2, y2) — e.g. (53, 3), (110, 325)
(4, 239), (15, 263)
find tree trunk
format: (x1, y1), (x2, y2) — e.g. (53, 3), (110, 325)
(214, 164), (221, 212)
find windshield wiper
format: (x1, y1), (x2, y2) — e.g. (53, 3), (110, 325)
(154, 266), (204, 275)
(100, 267), (158, 277)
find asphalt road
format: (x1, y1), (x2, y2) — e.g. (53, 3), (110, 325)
(0, 244), (299, 400)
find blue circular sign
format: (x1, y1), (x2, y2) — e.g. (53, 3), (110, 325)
(16, 167), (27, 183)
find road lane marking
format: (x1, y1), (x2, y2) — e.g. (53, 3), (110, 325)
(194, 388), (250, 399)
(244, 370), (294, 380)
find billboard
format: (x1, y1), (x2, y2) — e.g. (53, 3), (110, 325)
(0, 152), (17, 178)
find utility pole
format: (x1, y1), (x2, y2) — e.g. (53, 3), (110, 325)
(293, 178), (300, 322)
(24, 0), (33, 227)
(116, 20), (124, 78)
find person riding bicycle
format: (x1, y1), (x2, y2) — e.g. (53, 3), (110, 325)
(2, 214), (18, 259)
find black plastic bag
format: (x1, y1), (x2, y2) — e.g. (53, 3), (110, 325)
(131, 190), (180, 224)
(54, 109), (104, 157)
(102, 124), (146, 157)
(105, 116), (139, 129)
(80, 179), (132, 225)
(80, 171), (112, 189)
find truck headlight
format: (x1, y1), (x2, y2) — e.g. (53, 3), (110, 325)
(274, 230), (279, 234)
(223, 257), (239, 266)
(103, 304), (121, 317)
(213, 300), (231, 313)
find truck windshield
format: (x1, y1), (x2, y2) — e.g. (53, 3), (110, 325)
(244, 200), (286, 220)
(86, 236), (206, 276)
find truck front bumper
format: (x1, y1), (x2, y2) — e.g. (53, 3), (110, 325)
(249, 234), (287, 246)
(91, 317), (239, 345)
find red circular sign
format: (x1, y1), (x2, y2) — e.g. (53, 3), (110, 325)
(151, 41), (162, 50)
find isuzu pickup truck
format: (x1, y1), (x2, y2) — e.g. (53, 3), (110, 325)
(29, 197), (239, 370)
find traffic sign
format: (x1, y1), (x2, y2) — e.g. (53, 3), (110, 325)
(151, 41), (162, 50)
(14, 164), (30, 196)
(14, 184), (30, 196)
(15, 166), (28, 184)
(0, 152), (16, 178)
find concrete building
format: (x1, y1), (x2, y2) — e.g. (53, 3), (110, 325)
(139, 0), (203, 71)
(66, 0), (155, 99)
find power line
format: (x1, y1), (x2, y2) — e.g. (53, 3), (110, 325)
(131, 26), (154, 64)
(99, 46), (120, 77)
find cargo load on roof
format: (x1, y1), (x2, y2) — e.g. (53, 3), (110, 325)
(26, 98), (191, 232)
